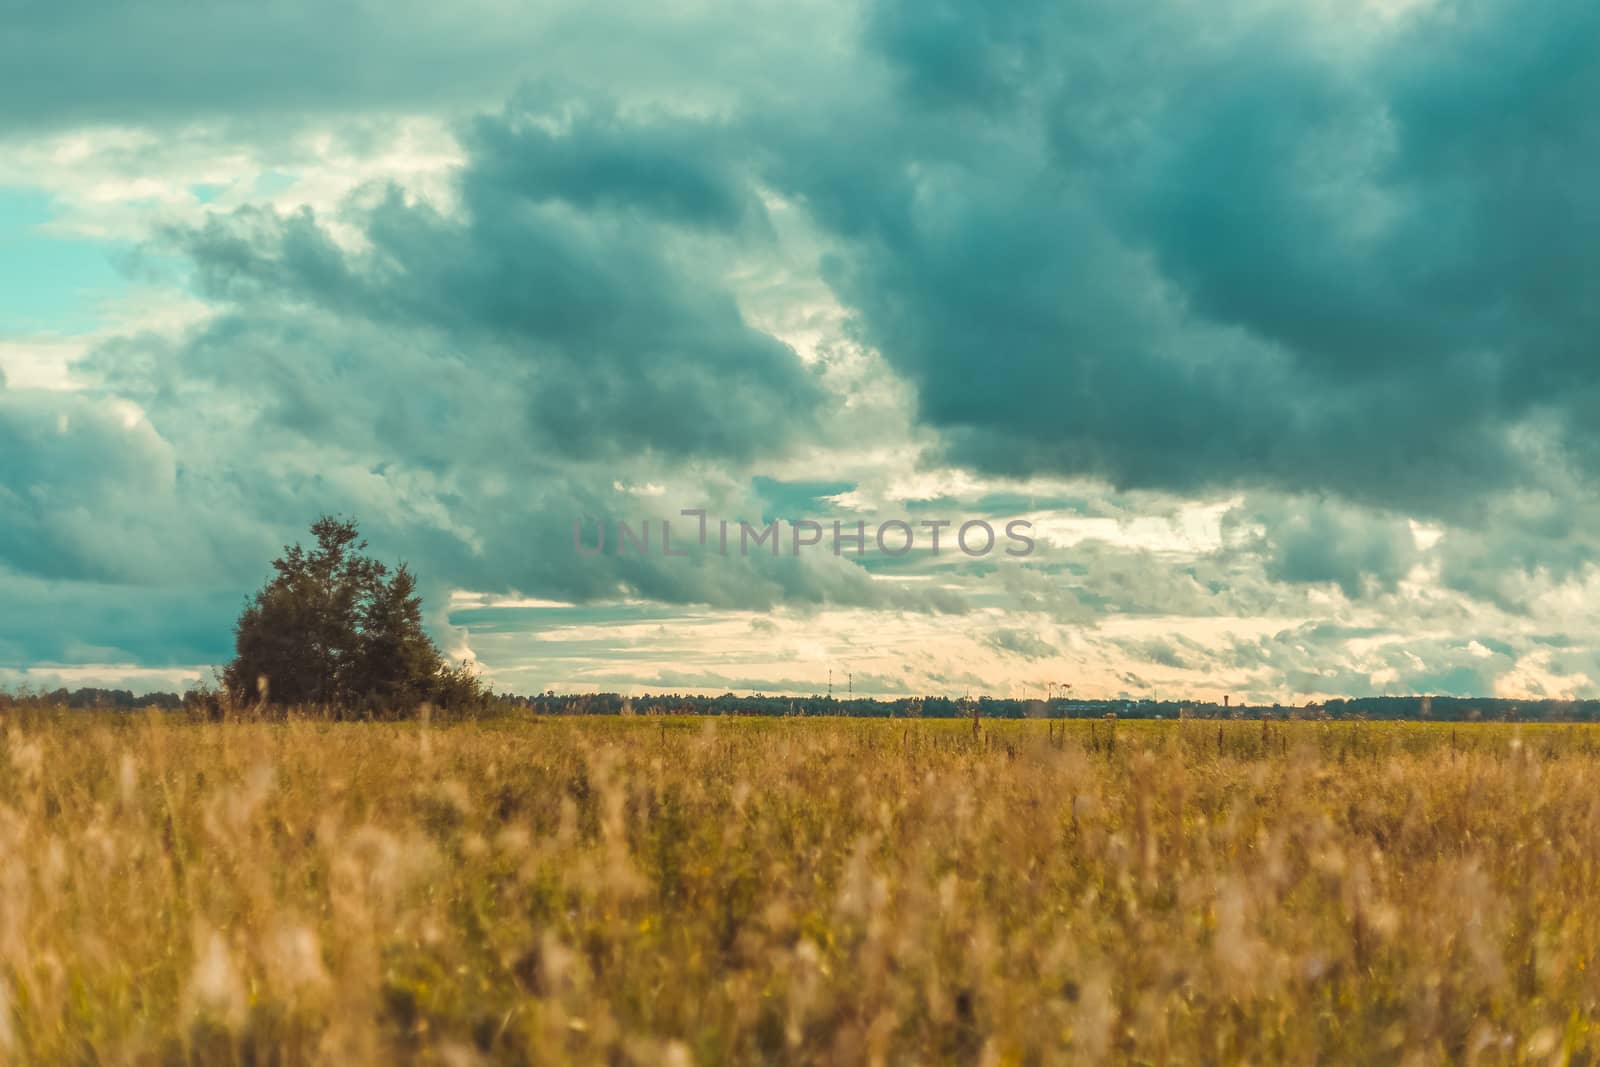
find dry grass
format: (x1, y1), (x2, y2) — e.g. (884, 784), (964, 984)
(3, 711), (1600, 1064)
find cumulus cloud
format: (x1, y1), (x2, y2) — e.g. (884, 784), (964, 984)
(768, 0), (1600, 517)
(157, 106), (823, 466)
(5, 0), (1600, 696)
(1232, 496), (1420, 600)
(48, 92), (975, 647)
(0, 389), (271, 584)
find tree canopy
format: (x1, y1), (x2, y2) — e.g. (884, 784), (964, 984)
(223, 516), (485, 716)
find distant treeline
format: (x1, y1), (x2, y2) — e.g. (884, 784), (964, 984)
(4, 688), (1599, 722)
(0, 688), (185, 710)
(496, 692), (1600, 722)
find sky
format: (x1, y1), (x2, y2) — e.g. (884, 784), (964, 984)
(2, 0), (1599, 703)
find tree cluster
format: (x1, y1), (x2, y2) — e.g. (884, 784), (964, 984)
(223, 517), (485, 717)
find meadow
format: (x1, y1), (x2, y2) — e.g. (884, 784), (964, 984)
(3, 711), (1600, 1064)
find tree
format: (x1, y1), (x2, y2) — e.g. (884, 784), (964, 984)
(223, 516), (486, 716)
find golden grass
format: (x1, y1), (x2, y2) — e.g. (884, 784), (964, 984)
(3, 712), (1600, 1064)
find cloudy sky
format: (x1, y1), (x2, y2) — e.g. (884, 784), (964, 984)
(3, 0), (1599, 702)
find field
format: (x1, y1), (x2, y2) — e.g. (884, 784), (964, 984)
(4, 712), (1600, 1064)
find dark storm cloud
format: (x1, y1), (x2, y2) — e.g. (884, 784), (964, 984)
(16, 0), (1600, 517)
(0, 390), (273, 585)
(0, 568), (239, 665)
(162, 97), (821, 464)
(765, 0), (1600, 515)
(12, 85), (957, 665)
(8, 0), (1600, 694)
(1433, 502), (1600, 615)
(460, 91), (762, 232)
(51, 345), (945, 621)
(0, 395), (171, 584)
(1235, 497), (1420, 600)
